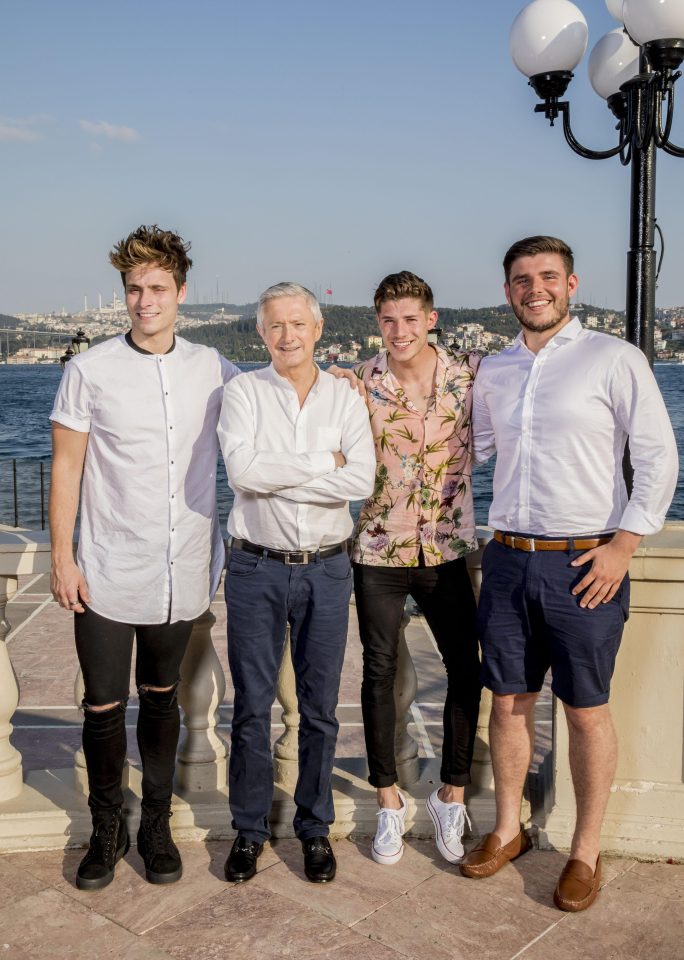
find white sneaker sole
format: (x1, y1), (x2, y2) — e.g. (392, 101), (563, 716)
(371, 841), (405, 865)
(426, 794), (465, 864)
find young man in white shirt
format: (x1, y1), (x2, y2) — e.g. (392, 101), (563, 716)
(218, 282), (375, 884)
(462, 236), (678, 912)
(49, 225), (240, 890)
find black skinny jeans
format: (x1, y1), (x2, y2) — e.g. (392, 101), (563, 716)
(353, 559), (481, 788)
(74, 604), (194, 812)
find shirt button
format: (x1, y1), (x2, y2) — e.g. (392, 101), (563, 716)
(171, 494), (175, 499)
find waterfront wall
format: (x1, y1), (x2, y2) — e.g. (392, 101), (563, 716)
(0, 525), (683, 857)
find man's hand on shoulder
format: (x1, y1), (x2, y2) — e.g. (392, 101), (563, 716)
(570, 530), (641, 609)
(327, 364), (367, 399)
(51, 558), (90, 614)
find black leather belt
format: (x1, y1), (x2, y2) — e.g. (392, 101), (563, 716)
(493, 531), (612, 553)
(230, 537), (349, 565)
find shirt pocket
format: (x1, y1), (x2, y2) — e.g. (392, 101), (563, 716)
(316, 427), (342, 451)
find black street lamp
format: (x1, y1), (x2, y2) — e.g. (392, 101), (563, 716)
(510, 0), (684, 366)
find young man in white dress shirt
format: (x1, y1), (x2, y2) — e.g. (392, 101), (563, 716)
(218, 282), (375, 884)
(461, 236), (678, 912)
(49, 226), (240, 890)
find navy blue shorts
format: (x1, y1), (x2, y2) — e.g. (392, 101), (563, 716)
(477, 538), (630, 708)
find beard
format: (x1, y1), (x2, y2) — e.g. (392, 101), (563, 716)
(512, 294), (570, 334)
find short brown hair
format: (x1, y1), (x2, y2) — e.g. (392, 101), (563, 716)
(503, 236), (574, 282)
(109, 225), (193, 291)
(373, 270), (434, 313)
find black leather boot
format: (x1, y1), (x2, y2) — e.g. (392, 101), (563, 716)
(76, 806), (130, 890)
(137, 806), (182, 884)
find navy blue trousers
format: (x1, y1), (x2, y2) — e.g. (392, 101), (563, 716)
(225, 546), (352, 843)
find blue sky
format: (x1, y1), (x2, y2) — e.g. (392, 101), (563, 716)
(2, 0), (684, 313)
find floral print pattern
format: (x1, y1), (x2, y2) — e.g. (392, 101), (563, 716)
(352, 346), (481, 567)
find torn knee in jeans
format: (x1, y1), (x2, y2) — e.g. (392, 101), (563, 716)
(138, 680), (179, 706)
(82, 699), (126, 714)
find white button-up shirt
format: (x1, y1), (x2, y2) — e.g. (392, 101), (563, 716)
(473, 319), (679, 537)
(218, 364), (376, 550)
(50, 334), (240, 624)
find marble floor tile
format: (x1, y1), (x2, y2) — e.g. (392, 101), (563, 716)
(519, 864), (684, 960)
(0, 854), (48, 908)
(0, 887), (173, 959)
(145, 883), (402, 960)
(458, 849), (636, 918)
(5, 840), (280, 936)
(628, 859), (684, 902)
(352, 866), (559, 960)
(255, 836), (440, 925)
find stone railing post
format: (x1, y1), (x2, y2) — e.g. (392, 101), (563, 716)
(466, 539), (495, 794)
(394, 611), (420, 787)
(540, 523), (684, 858)
(0, 575), (22, 802)
(273, 627), (299, 788)
(176, 607), (227, 792)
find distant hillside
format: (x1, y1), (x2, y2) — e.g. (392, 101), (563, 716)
(0, 313), (21, 328)
(178, 301), (623, 359)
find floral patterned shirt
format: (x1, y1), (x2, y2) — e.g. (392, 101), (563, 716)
(352, 345), (481, 567)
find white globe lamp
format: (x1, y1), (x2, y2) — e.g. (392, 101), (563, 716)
(623, 0), (684, 45)
(510, 0), (589, 77)
(604, 0), (624, 24)
(589, 29), (640, 100)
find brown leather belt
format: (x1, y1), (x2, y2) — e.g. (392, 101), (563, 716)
(493, 531), (612, 553)
(231, 537), (349, 565)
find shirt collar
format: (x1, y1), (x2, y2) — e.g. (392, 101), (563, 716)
(125, 331), (176, 355)
(267, 361), (322, 396)
(513, 316), (583, 353)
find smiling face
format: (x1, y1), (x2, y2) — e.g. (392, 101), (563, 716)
(258, 294), (323, 378)
(505, 252), (578, 339)
(376, 297), (437, 367)
(124, 264), (186, 351)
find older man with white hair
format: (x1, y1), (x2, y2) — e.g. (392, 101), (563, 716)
(218, 282), (375, 884)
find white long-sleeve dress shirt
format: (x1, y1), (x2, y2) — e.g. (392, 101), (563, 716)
(218, 364), (376, 550)
(472, 319), (679, 537)
(50, 334), (240, 623)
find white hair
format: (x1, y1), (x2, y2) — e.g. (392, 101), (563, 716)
(256, 282), (323, 329)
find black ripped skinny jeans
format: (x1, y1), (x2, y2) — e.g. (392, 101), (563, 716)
(74, 604), (194, 812)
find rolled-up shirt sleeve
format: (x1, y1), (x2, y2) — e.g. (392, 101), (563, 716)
(218, 377), (335, 494)
(611, 350), (679, 535)
(472, 364), (496, 465)
(49, 360), (92, 433)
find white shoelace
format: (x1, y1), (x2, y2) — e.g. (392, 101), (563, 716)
(444, 804), (472, 841)
(375, 807), (404, 846)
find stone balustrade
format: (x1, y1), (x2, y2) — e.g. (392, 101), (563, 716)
(1, 525), (683, 858)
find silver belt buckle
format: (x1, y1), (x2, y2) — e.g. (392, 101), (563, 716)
(528, 537), (535, 552)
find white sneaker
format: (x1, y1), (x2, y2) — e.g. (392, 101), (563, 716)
(426, 789), (471, 863)
(371, 792), (407, 865)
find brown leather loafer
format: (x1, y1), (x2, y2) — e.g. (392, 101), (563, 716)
(553, 855), (601, 912)
(459, 827), (531, 879)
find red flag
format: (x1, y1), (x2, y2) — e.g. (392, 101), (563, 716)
(325, 288), (333, 296)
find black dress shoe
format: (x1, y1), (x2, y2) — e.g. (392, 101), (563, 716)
(225, 835), (264, 883)
(301, 836), (336, 883)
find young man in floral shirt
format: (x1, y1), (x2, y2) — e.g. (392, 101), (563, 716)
(352, 271), (482, 865)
